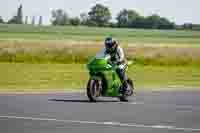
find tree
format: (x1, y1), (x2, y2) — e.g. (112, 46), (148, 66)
(109, 22), (117, 28)
(116, 10), (175, 29)
(80, 13), (89, 25)
(69, 17), (80, 26)
(7, 16), (18, 24)
(88, 4), (111, 27)
(157, 17), (175, 29)
(0, 16), (4, 23)
(131, 16), (147, 28)
(116, 9), (140, 28)
(144, 14), (174, 29)
(116, 9), (129, 27)
(145, 14), (161, 29)
(38, 16), (43, 25)
(51, 9), (69, 26)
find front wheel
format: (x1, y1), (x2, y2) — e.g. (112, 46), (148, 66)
(87, 79), (101, 102)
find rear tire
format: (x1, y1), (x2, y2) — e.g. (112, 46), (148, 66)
(119, 78), (135, 102)
(87, 79), (101, 102)
(127, 78), (135, 95)
(119, 96), (128, 102)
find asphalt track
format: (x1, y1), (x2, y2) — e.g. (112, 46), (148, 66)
(0, 91), (200, 133)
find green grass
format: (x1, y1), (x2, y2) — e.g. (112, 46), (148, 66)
(0, 24), (200, 66)
(0, 40), (200, 66)
(0, 63), (200, 92)
(0, 24), (199, 92)
(1, 24), (200, 45)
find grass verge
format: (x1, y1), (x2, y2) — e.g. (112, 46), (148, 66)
(0, 63), (200, 93)
(1, 24), (200, 45)
(0, 40), (200, 66)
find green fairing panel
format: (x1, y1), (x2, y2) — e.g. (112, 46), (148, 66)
(87, 58), (122, 97)
(87, 58), (112, 72)
(102, 70), (121, 97)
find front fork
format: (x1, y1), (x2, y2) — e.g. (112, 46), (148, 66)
(90, 76), (103, 96)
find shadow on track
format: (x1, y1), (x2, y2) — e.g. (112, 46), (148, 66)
(49, 99), (119, 103)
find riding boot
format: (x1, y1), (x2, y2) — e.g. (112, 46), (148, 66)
(116, 68), (128, 95)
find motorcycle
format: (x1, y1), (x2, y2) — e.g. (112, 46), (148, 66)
(86, 54), (135, 102)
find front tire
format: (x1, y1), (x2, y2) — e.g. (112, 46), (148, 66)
(87, 79), (101, 102)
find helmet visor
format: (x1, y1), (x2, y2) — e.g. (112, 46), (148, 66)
(105, 40), (114, 48)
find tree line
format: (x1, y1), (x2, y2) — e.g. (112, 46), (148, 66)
(0, 4), (199, 30)
(51, 4), (175, 29)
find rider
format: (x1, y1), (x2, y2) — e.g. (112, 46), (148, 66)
(101, 37), (129, 95)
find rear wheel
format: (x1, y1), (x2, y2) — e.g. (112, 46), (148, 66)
(119, 78), (135, 102)
(87, 79), (101, 102)
(127, 78), (135, 95)
(119, 96), (128, 102)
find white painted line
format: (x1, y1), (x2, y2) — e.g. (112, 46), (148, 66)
(0, 115), (200, 131)
(129, 102), (144, 105)
(117, 102), (144, 105)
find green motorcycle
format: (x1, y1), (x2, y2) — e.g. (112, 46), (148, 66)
(86, 55), (135, 102)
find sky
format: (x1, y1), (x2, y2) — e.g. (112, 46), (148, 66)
(1, 0), (199, 25)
